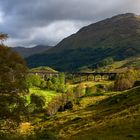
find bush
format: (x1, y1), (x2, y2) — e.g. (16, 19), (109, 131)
(30, 94), (46, 112)
(47, 88), (75, 115)
(85, 86), (97, 96)
(114, 70), (137, 91)
(45, 73), (67, 93)
(95, 84), (106, 92)
(106, 83), (114, 91)
(66, 87), (75, 101)
(26, 75), (42, 88)
(46, 80), (54, 90)
(56, 84), (68, 93)
(40, 80), (47, 89)
(46, 96), (62, 116)
(74, 83), (85, 98)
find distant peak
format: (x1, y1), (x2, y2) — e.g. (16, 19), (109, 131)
(112, 13), (137, 19)
(122, 13), (136, 16)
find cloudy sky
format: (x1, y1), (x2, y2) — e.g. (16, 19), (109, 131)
(0, 0), (140, 47)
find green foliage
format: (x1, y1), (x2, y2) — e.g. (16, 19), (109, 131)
(46, 80), (54, 90)
(30, 94), (46, 112)
(45, 73), (67, 93)
(26, 75), (42, 88)
(0, 95), (28, 123)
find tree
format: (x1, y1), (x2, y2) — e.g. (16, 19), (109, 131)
(0, 33), (8, 44)
(26, 74), (42, 88)
(0, 41), (28, 128)
(114, 70), (136, 91)
(30, 94), (46, 112)
(0, 45), (28, 94)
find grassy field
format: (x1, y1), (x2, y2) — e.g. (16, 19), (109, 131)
(29, 88), (58, 105)
(2, 81), (139, 140)
(28, 86), (140, 140)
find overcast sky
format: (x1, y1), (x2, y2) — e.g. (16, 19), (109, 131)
(0, 0), (140, 47)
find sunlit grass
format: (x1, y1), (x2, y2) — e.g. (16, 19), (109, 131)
(31, 86), (140, 140)
(28, 87), (58, 105)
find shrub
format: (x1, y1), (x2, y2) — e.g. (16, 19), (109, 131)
(56, 84), (68, 93)
(26, 75), (42, 88)
(30, 94), (46, 112)
(66, 87), (75, 102)
(85, 86), (97, 96)
(106, 83), (114, 91)
(47, 88), (75, 115)
(96, 84), (106, 92)
(46, 80), (54, 90)
(74, 83), (85, 98)
(45, 73), (67, 93)
(40, 80), (47, 89)
(46, 96), (62, 116)
(114, 70), (137, 91)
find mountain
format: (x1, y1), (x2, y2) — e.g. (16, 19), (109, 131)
(26, 13), (140, 71)
(12, 45), (52, 58)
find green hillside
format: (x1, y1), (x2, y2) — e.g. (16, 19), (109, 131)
(26, 13), (140, 71)
(94, 56), (140, 72)
(33, 86), (140, 140)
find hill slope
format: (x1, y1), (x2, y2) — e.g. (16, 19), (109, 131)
(26, 13), (140, 71)
(33, 86), (140, 140)
(12, 45), (52, 58)
(29, 66), (57, 73)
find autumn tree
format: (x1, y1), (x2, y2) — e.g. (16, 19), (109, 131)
(114, 70), (137, 91)
(0, 35), (28, 130)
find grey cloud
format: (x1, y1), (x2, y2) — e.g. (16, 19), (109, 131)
(0, 0), (140, 47)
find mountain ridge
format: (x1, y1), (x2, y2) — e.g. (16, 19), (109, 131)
(26, 13), (140, 71)
(12, 45), (52, 58)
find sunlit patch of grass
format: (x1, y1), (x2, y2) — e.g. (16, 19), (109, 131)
(70, 104), (140, 140)
(28, 88), (58, 105)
